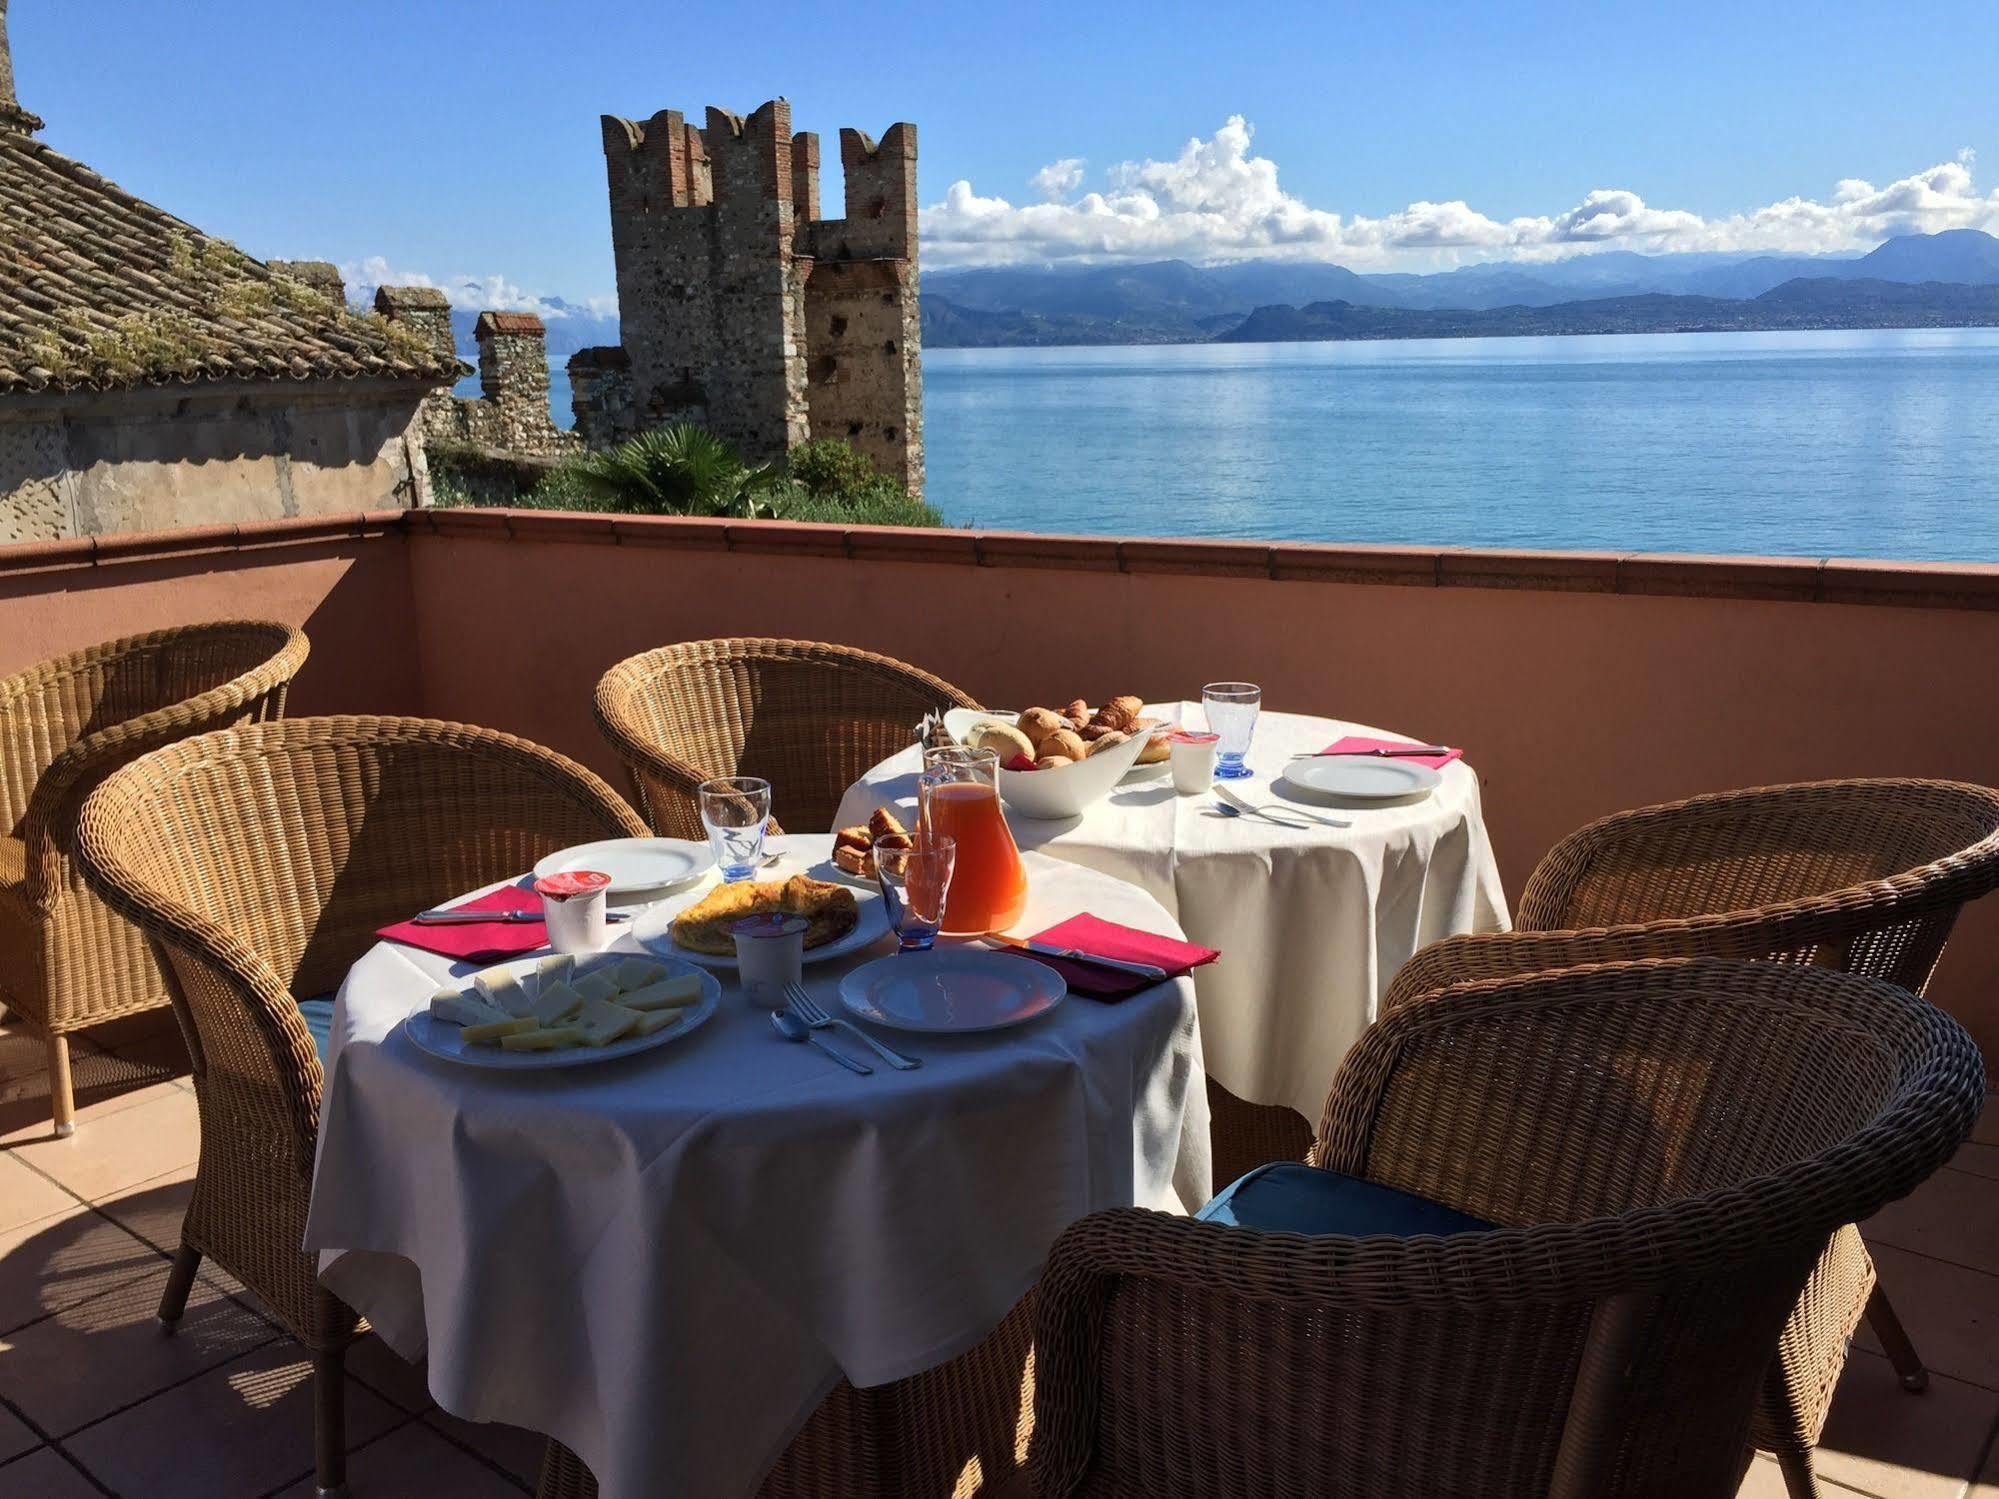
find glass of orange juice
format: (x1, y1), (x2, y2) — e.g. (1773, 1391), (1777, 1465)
(918, 746), (1027, 935)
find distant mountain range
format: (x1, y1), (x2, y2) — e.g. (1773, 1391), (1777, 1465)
(355, 231), (1999, 360)
(923, 230), (1999, 347)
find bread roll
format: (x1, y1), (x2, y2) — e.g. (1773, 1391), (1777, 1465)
(1037, 727), (1087, 762)
(1085, 730), (1130, 757)
(1062, 699), (1092, 728)
(971, 721), (1038, 764)
(1037, 755), (1074, 769)
(1017, 707), (1065, 743)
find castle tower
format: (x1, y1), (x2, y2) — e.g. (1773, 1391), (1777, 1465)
(599, 97), (923, 495)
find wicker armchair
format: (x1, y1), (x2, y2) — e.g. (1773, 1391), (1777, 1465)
(1031, 958), (1985, 1499)
(72, 716), (648, 1499)
(0, 621), (309, 1136)
(593, 638), (977, 838)
(1381, 778), (1999, 1496)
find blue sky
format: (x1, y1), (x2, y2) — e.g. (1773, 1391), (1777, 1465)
(13, 0), (1998, 311)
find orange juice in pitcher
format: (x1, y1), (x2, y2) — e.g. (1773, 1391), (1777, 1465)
(919, 747), (1027, 935)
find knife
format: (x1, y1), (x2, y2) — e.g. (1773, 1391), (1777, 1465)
(411, 908), (632, 924)
(1292, 746), (1451, 759)
(987, 934), (1168, 982)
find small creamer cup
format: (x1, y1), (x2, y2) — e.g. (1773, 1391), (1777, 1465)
(1168, 731), (1220, 795)
(730, 913), (807, 1010)
(534, 870), (612, 953)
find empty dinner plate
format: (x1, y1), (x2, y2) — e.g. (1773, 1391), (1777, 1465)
(839, 950), (1066, 1033)
(532, 839), (713, 899)
(1282, 756), (1443, 801)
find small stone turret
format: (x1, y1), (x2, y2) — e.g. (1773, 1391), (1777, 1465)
(267, 260), (346, 308)
(0, 0), (45, 136)
(373, 285), (455, 364)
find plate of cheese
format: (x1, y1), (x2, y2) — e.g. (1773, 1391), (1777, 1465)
(630, 872), (890, 969)
(404, 951), (721, 1069)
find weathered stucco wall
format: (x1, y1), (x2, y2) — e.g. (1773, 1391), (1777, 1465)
(0, 381), (433, 542)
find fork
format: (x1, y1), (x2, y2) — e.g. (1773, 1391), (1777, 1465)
(785, 983), (921, 1070)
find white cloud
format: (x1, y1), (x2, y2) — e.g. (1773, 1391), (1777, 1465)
(336, 256), (605, 320)
(1029, 157), (1086, 202)
(922, 118), (1999, 269)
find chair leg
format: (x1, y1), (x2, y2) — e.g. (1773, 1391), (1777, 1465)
(157, 1245), (202, 1332)
(1775, 1445), (1820, 1499)
(46, 1032), (75, 1138)
(314, 1348), (349, 1498)
(1866, 1283), (1929, 1393)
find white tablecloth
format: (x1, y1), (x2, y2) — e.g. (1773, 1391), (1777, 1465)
(304, 836), (1208, 1499)
(836, 706), (1510, 1124)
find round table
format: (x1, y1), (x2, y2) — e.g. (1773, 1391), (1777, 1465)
(835, 706), (1510, 1131)
(304, 835), (1209, 1499)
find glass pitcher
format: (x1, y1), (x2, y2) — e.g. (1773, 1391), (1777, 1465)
(918, 746), (1028, 935)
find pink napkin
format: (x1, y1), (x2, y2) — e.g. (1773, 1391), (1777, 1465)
(376, 884), (547, 963)
(1026, 913), (1219, 1000)
(1316, 735), (1463, 770)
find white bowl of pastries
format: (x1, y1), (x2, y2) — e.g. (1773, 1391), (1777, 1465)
(942, 696), (1168, 820)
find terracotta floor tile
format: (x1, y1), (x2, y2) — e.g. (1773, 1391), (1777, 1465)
(0, 1402), (38, 1464)
(1, 1087), (199, 1201)
(0, 1153), (79, 1233)
(347, 1333), (435, 1414)
(0, 1202), (164, 1335)
(425, 1409), (549, 1489)
(1968, 1420), (1999, 1495)
(0, 1036), (178, 1143)
(0, 1022), (96, 1092)
(0, 1446), (102, 1498)
(1867, 1166), (1999, 1276)
(63, 1341), (400, 1499)
(1856, 1244), (1999, 1391)
(1813, 1349), (1999, 1498)
(274, 1417), (529, 1498)
(0, 1253), (274, 1436)
(1974, 1094), (1999, 1148)
(1948, 1141), (1999, 1183)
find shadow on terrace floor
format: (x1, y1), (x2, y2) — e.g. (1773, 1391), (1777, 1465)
(0, 1012), (1994, 1497)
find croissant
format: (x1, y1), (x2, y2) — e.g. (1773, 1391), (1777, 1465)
(1062, 699), (1092, 729)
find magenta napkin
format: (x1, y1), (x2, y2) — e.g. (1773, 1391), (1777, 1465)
(1026, 913), (1219, 1000)
(376, 884), (547, 963)
(1315, 735), (1463, 770)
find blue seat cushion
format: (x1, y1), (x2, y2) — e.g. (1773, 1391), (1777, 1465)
(1196, 1162), (1493, 1237)
(297, 996), (337, 1069)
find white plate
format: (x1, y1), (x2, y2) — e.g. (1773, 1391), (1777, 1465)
(1281, 756), (1443, 801)
(403, 952), (720, 1070)
(630, 877), (892, 969)
(838, 949), (1066, 1033)
(533, 839), (713, 898)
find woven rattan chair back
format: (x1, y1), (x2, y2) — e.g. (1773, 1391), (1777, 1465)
(1377, 778), (1999, 1495)
(0, 620), (309, 1134)
(1032, 959), (1983, 1499)
(72, 715), (647, 1496)
(593, 638), (977, 837)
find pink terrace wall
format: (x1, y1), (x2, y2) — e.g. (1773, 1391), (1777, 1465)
(6, 509), (1999, 1069)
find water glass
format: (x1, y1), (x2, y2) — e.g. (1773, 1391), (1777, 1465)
(875, 835), (957, 952)
(698, 776), (772, 881)
(1201, 682), (1262, 780)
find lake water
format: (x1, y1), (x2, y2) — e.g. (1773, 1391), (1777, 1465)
(920, 329), (1999, 561)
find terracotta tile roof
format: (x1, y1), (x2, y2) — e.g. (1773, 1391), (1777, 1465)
(0, 132), (462, 395)
(476, 310), (546, 338)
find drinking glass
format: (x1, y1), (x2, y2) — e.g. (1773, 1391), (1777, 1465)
(1201, 682), (1262, 780)
(918, 746), (1027, 934)
(698, 776), (772, 882)
(875, 835), (957, 952)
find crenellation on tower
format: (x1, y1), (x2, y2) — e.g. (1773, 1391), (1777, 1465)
(594, 94), (923, 494)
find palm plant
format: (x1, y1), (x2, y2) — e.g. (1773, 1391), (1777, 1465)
(566, 426), (777, 517)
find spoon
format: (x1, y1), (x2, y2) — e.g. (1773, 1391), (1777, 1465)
(769, 1008), (872, 1074)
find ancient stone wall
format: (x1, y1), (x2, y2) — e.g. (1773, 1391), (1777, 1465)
(0, 380), (433, 542)
(598, 98), (922, 493)
(378, 293), (577, 461)
(568, 347), (636, 447)
(267, 260), (347, 307)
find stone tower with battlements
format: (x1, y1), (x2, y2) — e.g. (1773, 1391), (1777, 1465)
(598, 97), (922, 496)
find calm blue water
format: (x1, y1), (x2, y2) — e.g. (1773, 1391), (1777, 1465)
(921, 329), (1999, 561)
